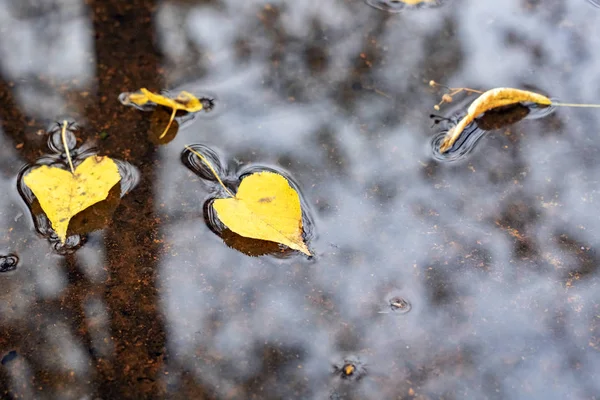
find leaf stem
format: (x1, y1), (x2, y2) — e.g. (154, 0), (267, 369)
(61, 120), (75, 174)
(184, 145), (235, 198)
(160, 108), (177, 139)
(552, 102), (600, 108)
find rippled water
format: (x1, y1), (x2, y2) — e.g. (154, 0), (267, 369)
(1, 0), (600, 399)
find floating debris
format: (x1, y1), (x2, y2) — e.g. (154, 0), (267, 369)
(389, 296), (412, 314)
(332, 357), (367, 381)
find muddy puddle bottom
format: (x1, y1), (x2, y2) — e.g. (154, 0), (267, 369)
(1, 0), (600, 399)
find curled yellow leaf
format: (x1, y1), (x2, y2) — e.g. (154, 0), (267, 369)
(439, 88), (552, 153)
(123, 88), (205, 112)
(121, 88), (210, 139)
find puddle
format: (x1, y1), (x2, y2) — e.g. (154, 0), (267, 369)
(1, 0), (600, 399)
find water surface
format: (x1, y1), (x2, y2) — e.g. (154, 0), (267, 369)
(1, 0), (600, 399)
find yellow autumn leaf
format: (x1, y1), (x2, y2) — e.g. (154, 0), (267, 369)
(23, 121), (121, 243)
(185, 146), (311, 256)
(125, 88), (205, 112)
(24, 156), (121, 243)
(439, 88), (552, 153)
(213, 171), (310, 256)
(121, 88), (208, 139)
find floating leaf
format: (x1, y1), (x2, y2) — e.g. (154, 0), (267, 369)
(431, 82), (600, 154)
(185, 146), (311, 256)
(24, 156), (121, 243)
(123, 88), (205, 113)
(120, 88), (214, 139)
(438, 88), (552, 153)
(213, 171), (311, 256)
(22, 122), (121, 243)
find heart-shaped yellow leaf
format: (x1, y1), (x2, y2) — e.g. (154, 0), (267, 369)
(23, 156), (121, 243)
(213, 171), (311, 255)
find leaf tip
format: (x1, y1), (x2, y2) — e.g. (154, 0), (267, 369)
(299, 245), (312, 256)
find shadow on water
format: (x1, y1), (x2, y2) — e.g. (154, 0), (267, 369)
(1, 0), (600, 399)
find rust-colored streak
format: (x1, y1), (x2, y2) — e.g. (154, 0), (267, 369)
(86, 0), (167, 397)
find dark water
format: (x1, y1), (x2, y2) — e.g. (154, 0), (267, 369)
(1, 0), (600, 399)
